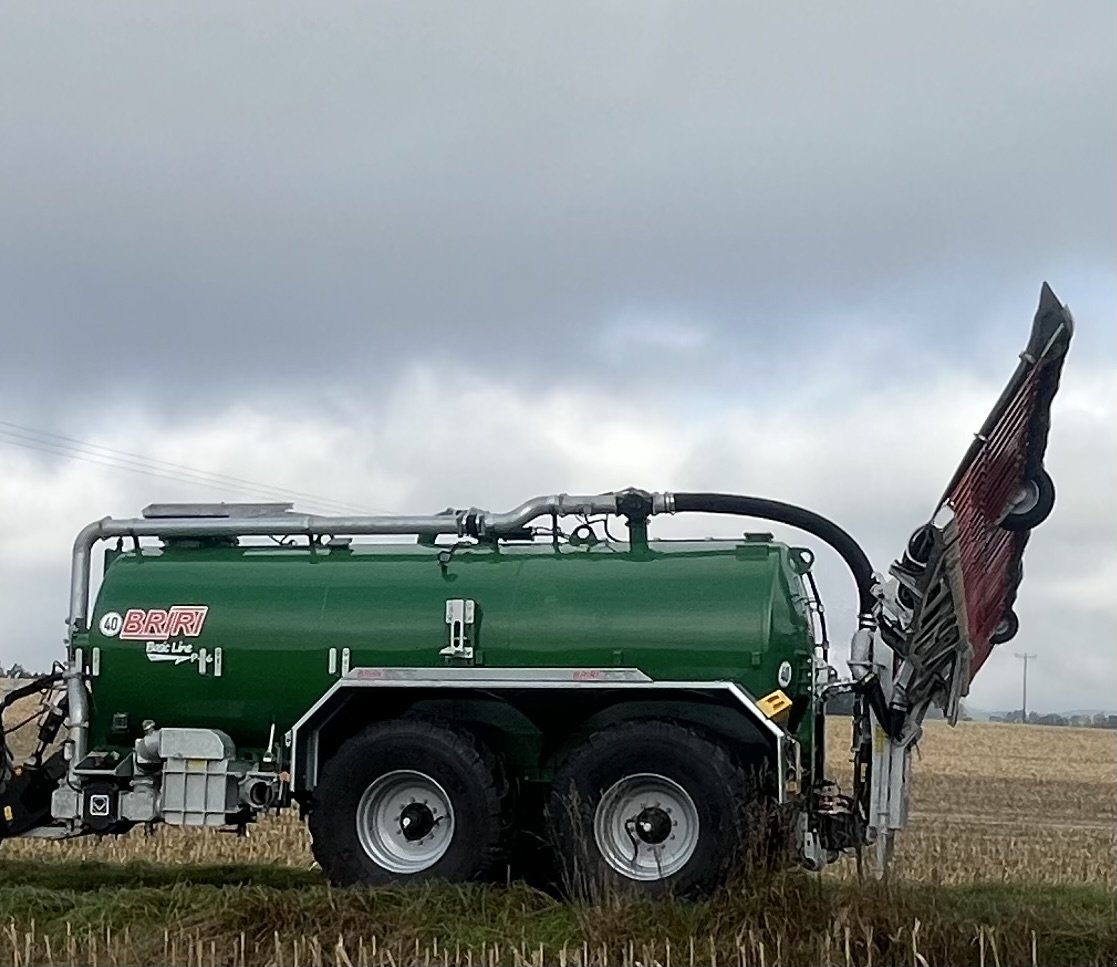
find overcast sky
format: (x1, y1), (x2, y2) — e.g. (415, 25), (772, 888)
(1, 3), (1113, 713)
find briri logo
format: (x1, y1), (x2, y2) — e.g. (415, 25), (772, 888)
(98, 606), (209, 640)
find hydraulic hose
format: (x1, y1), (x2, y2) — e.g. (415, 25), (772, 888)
(671, 493), (877, 617)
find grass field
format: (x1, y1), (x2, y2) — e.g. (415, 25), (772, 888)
(2, 690), (1115, 966)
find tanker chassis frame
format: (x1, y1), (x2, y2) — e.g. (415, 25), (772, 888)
(0, 285), (1073, 896)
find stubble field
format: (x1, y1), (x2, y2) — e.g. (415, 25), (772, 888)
(1, 690), (1114, 966)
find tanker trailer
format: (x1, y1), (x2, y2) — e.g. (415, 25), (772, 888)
(0, 284), (1073, 896)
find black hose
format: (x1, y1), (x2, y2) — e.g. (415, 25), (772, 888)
(671, 493), (876, 616)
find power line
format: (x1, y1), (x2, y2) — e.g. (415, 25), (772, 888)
(0, 420), (391, 517)
(0, 419), (377, 511)
(1, 430), (322, 508)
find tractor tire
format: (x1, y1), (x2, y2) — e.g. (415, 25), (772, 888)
(309, 719), (507, 886)
(548, 720), (756, 899)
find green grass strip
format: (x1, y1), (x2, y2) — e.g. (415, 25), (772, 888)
(0, 859), (1112, 966)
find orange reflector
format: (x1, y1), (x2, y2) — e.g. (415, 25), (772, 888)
(758, 689), (792, 720)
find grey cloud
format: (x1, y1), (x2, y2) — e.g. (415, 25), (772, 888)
(1, 2), (1114, 414)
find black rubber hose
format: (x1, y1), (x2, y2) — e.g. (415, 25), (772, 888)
(671, 493), (876, 616)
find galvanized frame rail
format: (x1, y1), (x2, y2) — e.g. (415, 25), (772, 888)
(285, 667), (792, 801)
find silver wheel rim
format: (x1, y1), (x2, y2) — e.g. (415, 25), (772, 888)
(1009, 480), (1040, 515)
(592, 773), (700, 881)
(355, 770), (455, 873)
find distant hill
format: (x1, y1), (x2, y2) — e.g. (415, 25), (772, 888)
(970, 706), (1117, 720)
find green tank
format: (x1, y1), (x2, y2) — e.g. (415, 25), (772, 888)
(85, 536), (816, 759)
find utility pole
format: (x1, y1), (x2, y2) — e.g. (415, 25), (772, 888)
(1015, 652), (1037, 724)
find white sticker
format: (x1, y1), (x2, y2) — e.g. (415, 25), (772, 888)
(98, 612), (123, 637)
(778, 660), (793, 688)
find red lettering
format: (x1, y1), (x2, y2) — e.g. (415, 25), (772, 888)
(167, 609), (187, 637)
(355, 668), (386, 680)
(175, 606), (207, 637)
(119, 605), (208, 640)
(120, 609), (147, 638)
(166, 606), (203, 637)
(142, 609), (169, 637)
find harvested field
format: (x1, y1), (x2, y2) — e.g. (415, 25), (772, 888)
(6, 703), (1111, 888)
(822, 718), (1117, 887)
(2, 685), (1115, 965)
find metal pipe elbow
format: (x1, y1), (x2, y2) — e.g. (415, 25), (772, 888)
(848, 627), (874, 680)
(69, 517), (111, 637)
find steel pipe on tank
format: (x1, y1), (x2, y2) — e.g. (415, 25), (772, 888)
(68, 515), (451, 637)
(67, 488), (869, 642)
(63, 663), (91, 784)
(473, 493), (647, 534)
(66, 493), (662, 638)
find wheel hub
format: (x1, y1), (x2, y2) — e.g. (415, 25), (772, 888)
(398, 802), (436, 842)
(633, 806), (672, 845)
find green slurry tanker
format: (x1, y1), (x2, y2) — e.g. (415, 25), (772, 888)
(0, 287), (1073, 896)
